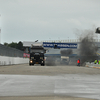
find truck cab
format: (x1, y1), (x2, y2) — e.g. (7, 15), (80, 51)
(29, 46), (46, 66)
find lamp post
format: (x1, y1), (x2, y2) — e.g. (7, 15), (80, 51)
(0, 14), (1, 43)
(95, 27), (100, 34)
(0, 28), (1, 44)
(95, 27), (100, 42)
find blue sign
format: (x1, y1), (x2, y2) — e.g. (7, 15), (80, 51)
(43, 42), (77, 48)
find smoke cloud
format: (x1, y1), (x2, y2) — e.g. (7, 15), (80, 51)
(79, 30), (98, 65)
(46, 49), (73, 66)
(60, 49), (73, 56)
(46, 29), (99, 66)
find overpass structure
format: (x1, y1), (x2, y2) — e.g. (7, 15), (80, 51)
(23, 41), (78, 57)
(23, 40), (100, 58)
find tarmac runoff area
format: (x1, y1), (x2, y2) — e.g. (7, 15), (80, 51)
(0, 64), (100, 100)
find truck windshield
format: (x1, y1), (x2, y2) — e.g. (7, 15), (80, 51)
(30, 49), (44, 53)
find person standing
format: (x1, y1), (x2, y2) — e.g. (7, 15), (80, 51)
(77, 59), (80, 66)
(94, 59), (97, 64)
(98, 60), (100, 64)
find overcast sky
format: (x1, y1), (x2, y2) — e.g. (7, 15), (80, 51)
(0, 0), (100, 44)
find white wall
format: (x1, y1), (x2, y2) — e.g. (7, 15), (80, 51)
(0, 56), (29, 65)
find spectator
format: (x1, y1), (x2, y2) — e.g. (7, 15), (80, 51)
(77, 59), (80, 67)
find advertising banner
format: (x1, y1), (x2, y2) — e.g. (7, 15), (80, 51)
(23, 53), (30, 58)
(43, 42), (77, 48)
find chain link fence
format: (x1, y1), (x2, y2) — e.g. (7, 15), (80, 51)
(0, 44), (24, 57)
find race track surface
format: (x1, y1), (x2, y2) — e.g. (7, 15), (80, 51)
(0, 64), (100, 100)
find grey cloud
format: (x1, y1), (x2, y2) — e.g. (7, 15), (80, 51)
(0, 0), (100, 43)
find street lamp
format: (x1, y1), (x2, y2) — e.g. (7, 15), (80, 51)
(95, 27), (100, 33)
(35, 40), (38, 42)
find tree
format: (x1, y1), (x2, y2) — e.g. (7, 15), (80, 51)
(8, 42), (17, 48)
(4, 42), (8, 46)
(3, 41), (24, 51)
(17, 41), (23, 51)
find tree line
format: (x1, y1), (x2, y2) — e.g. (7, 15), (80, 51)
(4, 41), (24, 51)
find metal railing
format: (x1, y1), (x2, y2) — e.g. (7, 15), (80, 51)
(0, 44), (24, 57)
(41, 39), (100, 43)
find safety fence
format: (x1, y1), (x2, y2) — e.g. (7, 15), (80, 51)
(0, 44), (24, 57)
(0, 44), (29, 65)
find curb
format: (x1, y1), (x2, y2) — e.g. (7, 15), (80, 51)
(86, 64), (100, 69)
(93, 66), (100, 69)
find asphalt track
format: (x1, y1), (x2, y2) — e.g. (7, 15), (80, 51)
(0, 64), (100, 100)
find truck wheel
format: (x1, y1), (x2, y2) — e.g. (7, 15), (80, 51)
(41, 64), (43, 66)
(41, 63), (45, 66)
(29, 63), (31, 66)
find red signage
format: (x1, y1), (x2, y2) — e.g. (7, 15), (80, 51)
(23, 53), (30, 58)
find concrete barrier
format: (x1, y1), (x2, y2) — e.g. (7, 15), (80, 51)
(85, 62), (100, 69)
(0, 56), (29, 65)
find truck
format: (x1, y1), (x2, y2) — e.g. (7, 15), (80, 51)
(60, 56), (69, 65)
(29, 46), (46, 66)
